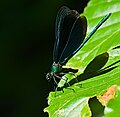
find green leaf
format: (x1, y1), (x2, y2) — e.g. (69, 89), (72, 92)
(44, 0), (120, 116)
(45, 95), (91, 117)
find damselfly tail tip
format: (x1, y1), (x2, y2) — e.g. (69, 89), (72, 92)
(107, 12), (112, 17)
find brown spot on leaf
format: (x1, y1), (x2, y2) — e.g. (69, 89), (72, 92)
(97, 85), (117, 106)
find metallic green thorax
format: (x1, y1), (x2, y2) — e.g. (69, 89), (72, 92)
(51, 63), (62, 73)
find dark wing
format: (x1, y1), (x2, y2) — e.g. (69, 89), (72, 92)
(53, 6), (87, 64)
(59, 15), (87, 65)
(53, 6), (71, 63)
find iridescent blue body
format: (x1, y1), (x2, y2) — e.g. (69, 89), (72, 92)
(46, 63), (62, 84)
(52, 63), (62, 73)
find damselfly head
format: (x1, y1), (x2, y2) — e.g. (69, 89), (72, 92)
(46, 72), (53, 81)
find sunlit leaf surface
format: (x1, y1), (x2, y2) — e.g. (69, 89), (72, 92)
(44, 0), (120, 116)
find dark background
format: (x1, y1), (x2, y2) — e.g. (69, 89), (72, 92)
(0, 0), (89, 117)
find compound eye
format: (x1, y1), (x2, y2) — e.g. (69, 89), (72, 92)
(46, 73), (51, 81)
